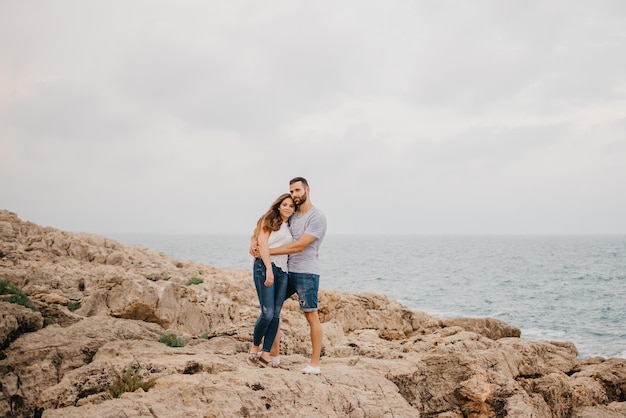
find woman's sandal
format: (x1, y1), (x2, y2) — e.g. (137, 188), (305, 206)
(258, 356), (280, 368)
(246, 352), (259, 366)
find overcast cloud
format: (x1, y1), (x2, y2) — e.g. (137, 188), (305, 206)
(2, 1), (625, 235)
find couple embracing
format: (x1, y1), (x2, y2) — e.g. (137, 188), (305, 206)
(248, 177), (327, 374)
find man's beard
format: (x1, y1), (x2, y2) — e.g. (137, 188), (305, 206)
(294, 192), (308, 205)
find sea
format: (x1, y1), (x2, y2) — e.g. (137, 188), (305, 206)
(107, 234), (626, 360)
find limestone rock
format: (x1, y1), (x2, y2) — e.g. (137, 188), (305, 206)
(0, 301), (43, 349)
(441, 316), (521, 340)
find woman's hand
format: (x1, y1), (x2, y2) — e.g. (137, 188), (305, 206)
(249, 239), (259, 257)
(264, 269), (274, 287)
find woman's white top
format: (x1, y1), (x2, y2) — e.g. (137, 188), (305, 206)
(267, 222), (293, 272)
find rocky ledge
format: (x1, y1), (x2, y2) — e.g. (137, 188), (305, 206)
(0, 209), (624, 417)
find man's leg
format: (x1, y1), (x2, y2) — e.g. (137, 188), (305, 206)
(290, 272), (322, 372)
(304, 310), (322, 367)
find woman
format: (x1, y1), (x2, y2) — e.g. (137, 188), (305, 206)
(248, 193), (295, 368)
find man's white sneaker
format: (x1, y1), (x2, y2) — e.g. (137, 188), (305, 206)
(302, 365), (321, 374)
(270, 356), (281, 365)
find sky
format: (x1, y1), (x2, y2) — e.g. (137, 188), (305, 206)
(1, 1), (626, 235)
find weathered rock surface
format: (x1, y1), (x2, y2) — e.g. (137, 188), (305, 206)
(0, 209), (624, 417)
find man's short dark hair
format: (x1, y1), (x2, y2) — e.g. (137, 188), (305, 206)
(289, 177), (309, 187)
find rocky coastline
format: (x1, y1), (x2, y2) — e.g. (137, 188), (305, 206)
(1, 209), (625, 417)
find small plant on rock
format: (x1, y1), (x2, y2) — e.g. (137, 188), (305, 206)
(67, 301), (81, 312)
(0, 279), (37, 311)
(107, 364), (157, 399)
(159, 331), (185, 347)
(185, 277), (203, 286)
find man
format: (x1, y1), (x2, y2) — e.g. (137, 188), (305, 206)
(252, 177), (327, 374)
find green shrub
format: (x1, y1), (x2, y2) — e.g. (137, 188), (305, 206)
(107, 365), (156, 399)
(68, 301), (81, 312)
(159, 331), (185, 347)
(185, 277), (204, 286)
(0, 279), (37, 311)
(199, 332), (210, 340)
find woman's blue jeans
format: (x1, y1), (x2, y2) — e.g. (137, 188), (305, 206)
(253, 258), (288, 352)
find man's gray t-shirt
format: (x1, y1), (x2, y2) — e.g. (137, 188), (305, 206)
(287, 207), (327, 275)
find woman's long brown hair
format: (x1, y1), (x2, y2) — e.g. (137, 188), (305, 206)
(252, 193), (294, 239)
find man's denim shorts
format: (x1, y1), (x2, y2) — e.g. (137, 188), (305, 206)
(286, 272), (319, 312)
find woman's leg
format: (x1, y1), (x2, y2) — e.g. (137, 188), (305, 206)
(270, 271), (293, 358)
(261, 266), (288, 353)
(252, 259), (275, 348)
